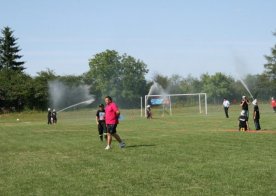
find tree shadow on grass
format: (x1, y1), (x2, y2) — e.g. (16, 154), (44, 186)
(126, 144), (156, 148)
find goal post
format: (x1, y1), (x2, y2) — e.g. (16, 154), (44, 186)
(144, 93), (207, 116)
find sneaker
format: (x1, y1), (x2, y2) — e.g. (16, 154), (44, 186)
(105, 145), (111, 150)
(119, 141), (126, 148)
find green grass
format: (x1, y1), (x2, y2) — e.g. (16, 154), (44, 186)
(0, 104), (275, 195)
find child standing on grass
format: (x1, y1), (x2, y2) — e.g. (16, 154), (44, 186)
(96, 104), (107, 141)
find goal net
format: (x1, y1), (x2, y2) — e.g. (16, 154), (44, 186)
(144, 93), (207, 117)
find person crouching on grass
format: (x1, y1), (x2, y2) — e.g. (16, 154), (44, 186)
(104, 96), (125, 150)
(238, 110), (249, 131)
(96, 104), (107, 141)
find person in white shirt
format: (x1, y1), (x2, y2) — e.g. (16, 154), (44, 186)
(222, 98), (230, 118)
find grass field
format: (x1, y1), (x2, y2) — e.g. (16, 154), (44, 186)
(0, 104), (275, 195)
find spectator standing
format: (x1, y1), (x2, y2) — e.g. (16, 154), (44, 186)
(222, 98), (230, 118)
(271, 97), (276, 113)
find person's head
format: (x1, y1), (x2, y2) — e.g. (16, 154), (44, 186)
(48, 108), (51, 111)
(98, 103), (104, 109)
(242, 96), (246, 100)
(252, 99), (257, 105)
(147, 105), (151, 108)
(53, 109), (56, 112)
(105, 96), (112, 105)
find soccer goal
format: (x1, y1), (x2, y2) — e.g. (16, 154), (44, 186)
(144, 93), (207, 117)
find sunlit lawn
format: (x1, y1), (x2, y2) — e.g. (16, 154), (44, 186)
(0, 104), (275, 195)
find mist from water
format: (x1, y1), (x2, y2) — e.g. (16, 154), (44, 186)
(234, 56), (254, 99)
(146, 81), (170, 108)
(147, 81), (168, 96)
(48, 80), (95, 112)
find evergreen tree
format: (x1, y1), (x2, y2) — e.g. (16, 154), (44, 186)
(0, 26), (25, 72)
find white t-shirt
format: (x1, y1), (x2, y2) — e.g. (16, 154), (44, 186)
(223, 100), (230, 108)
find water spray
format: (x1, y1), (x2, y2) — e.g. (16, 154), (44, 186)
(234, 56), (255, 100)
(57, 98), (95, 113)
(238, 76), (254, 100)
(48, 80), (95, 113)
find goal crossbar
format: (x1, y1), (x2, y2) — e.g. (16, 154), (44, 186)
(144, 93), (207, 116)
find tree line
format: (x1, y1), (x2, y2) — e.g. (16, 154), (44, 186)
(0, 26), (275, 112)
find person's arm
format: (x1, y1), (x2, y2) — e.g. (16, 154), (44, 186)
(116, 110), (120, 119)
(240, 100), (244, 106)
(96, 111), (99, 124)
(253, 110), (256, 120)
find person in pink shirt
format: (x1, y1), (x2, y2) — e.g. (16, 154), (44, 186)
(104, 96), (125, 150)
(271, 97), (276, 113)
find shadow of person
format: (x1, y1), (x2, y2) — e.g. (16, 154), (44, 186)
(126, 144), (156, 148)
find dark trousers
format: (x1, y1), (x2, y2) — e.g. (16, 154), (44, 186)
(254, 119), (261, 130)
(48, 116), (52, 124)
(98, 121), (107, 141)
(224, 107), (229, 118)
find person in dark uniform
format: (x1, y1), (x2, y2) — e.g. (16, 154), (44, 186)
(52, 109), (57, 124)
(240, 96), (250, 117)
(238, 110), (249, 131)
(47, 108), (52, 124)
(96, 104), (107, 141)
(252, 99), (261, 130)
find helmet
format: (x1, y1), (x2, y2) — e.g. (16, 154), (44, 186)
(240, 110), (246, 116)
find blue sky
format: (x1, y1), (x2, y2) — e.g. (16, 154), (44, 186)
(1, 0), (275, 79)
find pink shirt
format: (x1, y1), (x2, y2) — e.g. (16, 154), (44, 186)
(272, 100), (276, 107)
(105, 102), (119, 124)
